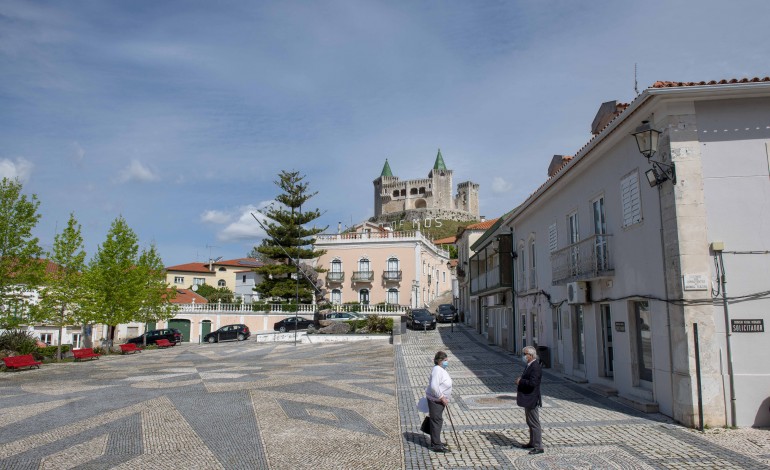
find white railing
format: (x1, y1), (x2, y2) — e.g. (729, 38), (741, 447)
(174, 302), (410, 315)
(315, 231), (449, 258)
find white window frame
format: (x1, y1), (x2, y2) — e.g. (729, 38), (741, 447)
(174, 276), (184, 284)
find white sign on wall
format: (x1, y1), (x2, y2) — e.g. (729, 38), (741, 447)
(683, 273), (709, 291)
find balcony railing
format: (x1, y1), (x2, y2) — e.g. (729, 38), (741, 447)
(470, 265), (512, 295)
(351, 271), (374, 282)
(383, 270), (402, 281)
(326, 271), (345, 283)
(550, 234), (613, 285)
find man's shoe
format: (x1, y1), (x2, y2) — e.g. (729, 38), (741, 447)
(529, 448), (544, 455)
(520, 443), (534, 449)
(431, 445), (449, 453)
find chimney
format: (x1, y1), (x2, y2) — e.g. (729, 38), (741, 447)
(591, 100), (628, 135)
(547, 155), (573, 177)
(480, 215), (486, 222)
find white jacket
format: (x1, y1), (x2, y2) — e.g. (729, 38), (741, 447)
(425, 365), (453, 402)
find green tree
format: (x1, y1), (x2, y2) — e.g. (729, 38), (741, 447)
(135, 243), (178, 346)
(193, 283), (235, 303)
(254, 171), (327, 303)
(34, 213), (90, 359)
(85, 216), (144, 347)
(0, 178), (44, 328)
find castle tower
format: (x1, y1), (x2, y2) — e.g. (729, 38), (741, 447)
(427, 149), (453, 211)
(373, 159), (397, 218)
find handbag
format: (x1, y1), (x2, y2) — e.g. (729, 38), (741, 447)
(420, 416), (431, 434)
(417, 397), (429, 413)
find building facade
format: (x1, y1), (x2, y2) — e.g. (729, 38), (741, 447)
(469, 78), (770, 428)
(165, 258), (263, 293)
(372, 149), (480, 224)
(314, 221), (452, 308)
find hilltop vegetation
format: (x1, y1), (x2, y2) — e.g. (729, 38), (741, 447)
(386, 218), (477, 244)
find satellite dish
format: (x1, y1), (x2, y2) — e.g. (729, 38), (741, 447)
(192, 285), (198, 292)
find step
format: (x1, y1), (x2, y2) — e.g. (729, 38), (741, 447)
(613, 395), (660, 413)
(588, 383), (618, 397)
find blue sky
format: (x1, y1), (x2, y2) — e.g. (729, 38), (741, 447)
(1, 0), (769, 266)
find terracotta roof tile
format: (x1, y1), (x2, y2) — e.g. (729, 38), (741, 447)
(466, 219), (498, 230)
(433, 236), (457, 245)
(652, 77), (770, 88)
(166, 258), (263, 272)
(170, 289), (209, 304)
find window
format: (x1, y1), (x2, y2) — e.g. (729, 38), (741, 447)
(634, 301), (653, 382)
(40, 333), (52, 345)
(359, 289), (370, 304)
(573, 305), (585, 369)
(548, 223), (558, 253)
(387, 288), (399, 305)
(528, 238), (536, 290)
(358, 258), (370, 272)
(242, 275), (246, 283)
(218, 279), (226, 287)
(568, 212), (580, 276)
(174, 276), (184, 284)
(71, 333), (82, 349)
(218, 267), (226, 272)
(593, 196), (609, 271)
(621, 171), (642, 227)
(193, 278), (205, 286)
(331, 289), (341, 304)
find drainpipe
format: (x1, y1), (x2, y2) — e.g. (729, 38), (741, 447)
(510, 226), (518, 354)
(714, 247), (736, 428)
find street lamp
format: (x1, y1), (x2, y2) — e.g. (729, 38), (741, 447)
(632, 120), (676, 186)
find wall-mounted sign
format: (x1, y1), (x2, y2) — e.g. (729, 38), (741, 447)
(615, 321), (625, 332)
(683, 273), (709, 291)
(731, 319), (764, 333)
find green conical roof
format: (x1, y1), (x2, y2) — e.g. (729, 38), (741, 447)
(380, 159), (393, 177)
(433, 149), (446, 171)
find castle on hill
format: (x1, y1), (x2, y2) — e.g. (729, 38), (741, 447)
(372, 149), (479, 224)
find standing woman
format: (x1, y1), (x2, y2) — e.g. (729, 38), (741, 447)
(425, 350), (453, 453)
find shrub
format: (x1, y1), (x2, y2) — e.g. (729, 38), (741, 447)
(252, 302), (270, 312)
(0, 329), (38, 355)
(37, 345), (71, 359)
(366, 315), (393, 334)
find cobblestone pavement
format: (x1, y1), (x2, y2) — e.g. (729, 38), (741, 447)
(398, 323), (770, 469)
(1, 326), (767, 469)
(0, 340), (400, 469)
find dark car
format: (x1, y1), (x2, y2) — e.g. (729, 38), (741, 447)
(407, 309), (436, 330)
(274, 317), (316, 332)
(204, 324), (250, 343)
(436, 304), (458, 323)
(127, 328), (182, 345)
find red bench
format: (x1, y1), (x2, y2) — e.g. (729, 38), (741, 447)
(2, 354), (42, 371)
(155, 339), (175, 348)
(119, 343), (142, 354)
(73, 348), (101, 361)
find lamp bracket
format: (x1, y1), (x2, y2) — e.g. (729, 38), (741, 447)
(650, 159), (676, 185)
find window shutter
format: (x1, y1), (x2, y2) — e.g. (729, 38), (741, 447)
(621, 171), (641, 227)
(548, 223), (558, 252)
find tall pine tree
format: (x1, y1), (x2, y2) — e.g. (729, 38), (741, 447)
(254, 171), (326, 303)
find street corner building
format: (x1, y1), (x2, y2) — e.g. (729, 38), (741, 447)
(462, 77), (770, 429)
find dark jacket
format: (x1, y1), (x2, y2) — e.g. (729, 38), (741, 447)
(516, 359), (542, 409)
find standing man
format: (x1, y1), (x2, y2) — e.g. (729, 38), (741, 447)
(516, 345), (543, 454)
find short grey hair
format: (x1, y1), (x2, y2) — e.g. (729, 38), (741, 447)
(522, 346), (538, 359)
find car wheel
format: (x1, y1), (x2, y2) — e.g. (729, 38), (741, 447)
(237, 334), (245, 341)
(207, 336), (216, 344)
(279, 326), (286, 333)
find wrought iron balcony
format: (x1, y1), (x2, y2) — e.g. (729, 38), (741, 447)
(550, 234), (614, 285)
(383, 270), (402, 281)
(351, 271), (374, 282)
(326, 271), (345, 283)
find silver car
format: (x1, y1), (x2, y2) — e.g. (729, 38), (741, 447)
(324, 312), (362, 321)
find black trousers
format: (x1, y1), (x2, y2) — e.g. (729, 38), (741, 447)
(427, 399), (445, 447)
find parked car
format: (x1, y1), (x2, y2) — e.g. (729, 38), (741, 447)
(274, 317), (316, 332)
(436, 304), (458, 323)
(126, 328), (182, 345)
(204, 324), (250, 343)
(323, 312), (362, 321)
(407, 309), (436, 330)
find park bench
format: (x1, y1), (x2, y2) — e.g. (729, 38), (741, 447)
(155, 339), (175, 348)
(2, 354), (42, 371)
(119, 343), (142, 354)
(73, 348), (101, 361)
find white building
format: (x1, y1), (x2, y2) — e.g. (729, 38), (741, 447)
(470, 77), (770, 428)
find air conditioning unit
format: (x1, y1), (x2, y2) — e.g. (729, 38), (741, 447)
(567, 281), (588, 304)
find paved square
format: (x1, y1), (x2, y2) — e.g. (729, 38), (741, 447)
(0, 325), (768, 469)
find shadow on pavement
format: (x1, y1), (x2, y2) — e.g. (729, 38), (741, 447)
(403, 431), (430, 449)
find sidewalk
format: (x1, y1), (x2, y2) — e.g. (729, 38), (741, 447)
(398, 323), (770, 469)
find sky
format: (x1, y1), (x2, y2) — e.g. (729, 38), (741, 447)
(1, 0), (769, 267)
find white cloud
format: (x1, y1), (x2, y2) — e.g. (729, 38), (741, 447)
(0, 157), (33, 183)
(117, 160), (159, 183)
(217, 206), (266, 242)
(71, 141), (85, 163)
(491, 176), (512, 195)
(200, 210), (231, 224)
